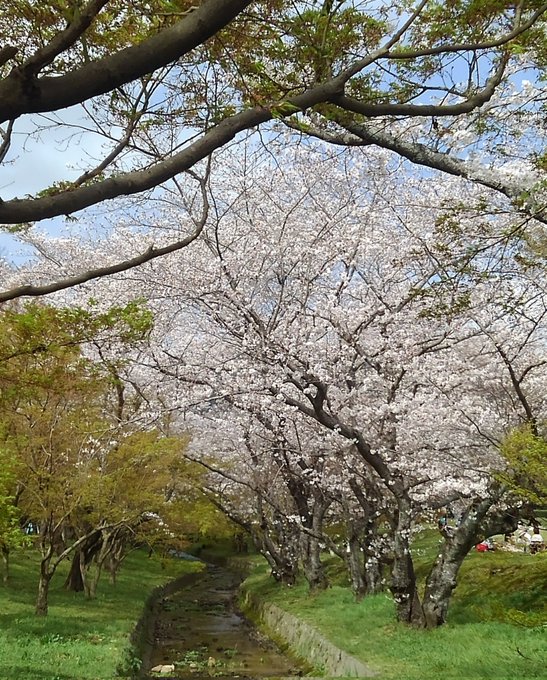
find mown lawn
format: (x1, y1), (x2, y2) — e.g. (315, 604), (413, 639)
(243, 529), (547, 680)
(0, 548), (203, 680)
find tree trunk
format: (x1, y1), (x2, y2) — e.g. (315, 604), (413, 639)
(81, 549), (93, 598)
(36, 567), (52, 616)
(390, 498), (425, 627)
(262, 532), (298, 585)
(1, 546), (9, 584)
(84, 528), (116, 599)
(104, 530), (129, 586)
(252, 512), (300, 586)
(300, 500), (329, 592)
(346, 535), (367, 600)
(36, 524), (55, 617)
(257, 534), (298, 585)
(364, 554), (382, 595)
(344, 476), (387, 597)
(84, 557), (103, 599)
(108, 562), (117, 585)
(422, 532), (471, 628)
(64, 550), (85, 592)
(271, 558), (298, 585)
(301, 534), (328, 592)
(422, 493), (512, 628)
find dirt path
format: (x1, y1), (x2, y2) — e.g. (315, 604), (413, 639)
(141, 563), (304, 679)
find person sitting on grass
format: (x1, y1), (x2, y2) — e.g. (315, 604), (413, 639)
(529, 528), (545, 554)
(476, 538), (495, 552)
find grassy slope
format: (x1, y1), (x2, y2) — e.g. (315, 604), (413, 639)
(243, 530), (547, 680)
(0, 549), (202, 680)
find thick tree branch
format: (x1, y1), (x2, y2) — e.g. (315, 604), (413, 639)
(272, 384), (397, 491)
(20, 0), (109, 76)
(0, 0), (253, 123)
(0, 165), (210, 302)
(333, 119), (547, 224)
(0, 73), (351, 223)
(0, 106), (268, 222)
(334, 53), (508, 118)
(0, 57), (517, 226)
(0, 5), (535, 225)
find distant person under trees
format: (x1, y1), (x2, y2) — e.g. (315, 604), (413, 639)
(529, 528), (545, 554)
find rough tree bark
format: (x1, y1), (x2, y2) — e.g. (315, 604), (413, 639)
(390, 496), (425, 627)
(36, 555), (53, 616)
(299, 497), (331, 592)
(422, 493), (520, 627)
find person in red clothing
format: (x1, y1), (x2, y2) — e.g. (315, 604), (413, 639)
(476, 538), (495, 552)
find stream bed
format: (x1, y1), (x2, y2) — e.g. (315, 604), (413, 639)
(142, 563), (306, 680)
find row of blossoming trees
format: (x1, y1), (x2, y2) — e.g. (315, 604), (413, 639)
(3, 141), (547, 627)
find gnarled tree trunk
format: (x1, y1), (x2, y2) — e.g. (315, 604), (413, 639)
(422, 492), (518, 628)
(299, 497), (330, 592)
(390, 496), (425, 627)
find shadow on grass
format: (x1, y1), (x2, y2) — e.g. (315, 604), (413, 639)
(0, 612), (106, 640)
(0, 548), (202, 679)
(0, 665), (78, 679)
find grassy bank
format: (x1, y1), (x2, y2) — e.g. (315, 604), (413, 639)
(243, 531), (547, 680)
(0, 548), (203, 680)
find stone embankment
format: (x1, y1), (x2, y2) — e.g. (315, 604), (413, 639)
(240, 587), (377, 677)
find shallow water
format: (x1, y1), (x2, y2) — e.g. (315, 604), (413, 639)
(143, 563), (304, 679)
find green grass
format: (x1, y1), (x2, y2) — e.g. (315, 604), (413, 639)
(242, 531), (547, 680)
(0, 548), (203, 680)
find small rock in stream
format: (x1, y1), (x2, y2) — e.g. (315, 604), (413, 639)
(150, 663), (175, 674)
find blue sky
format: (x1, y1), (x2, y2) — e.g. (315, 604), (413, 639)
(0, 104), (106, 265)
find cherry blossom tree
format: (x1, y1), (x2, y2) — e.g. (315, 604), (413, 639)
(12, 140), (547, 626)
(2, 1), (547, 300)
(143, 144), (545, 625)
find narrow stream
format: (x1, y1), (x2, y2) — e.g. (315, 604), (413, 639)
(142, 563), (306, 679)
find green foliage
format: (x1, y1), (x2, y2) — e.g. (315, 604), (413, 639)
(0, 441), (28, 559)
(0, 299), (228, 612)
(498, 425), (547, 505)
(0, 300), (153, 373)
(0, 300), (168, 609)
(0, 1), (201, 73)
(516, 222), (547, 264)
(81, 429), (198, 534)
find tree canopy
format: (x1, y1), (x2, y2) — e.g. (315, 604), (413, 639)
(1, 2), (546, 631)
(1, 0), (547, 299)
(0, 300), (206, 611)
(33, 140), (544, 626)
